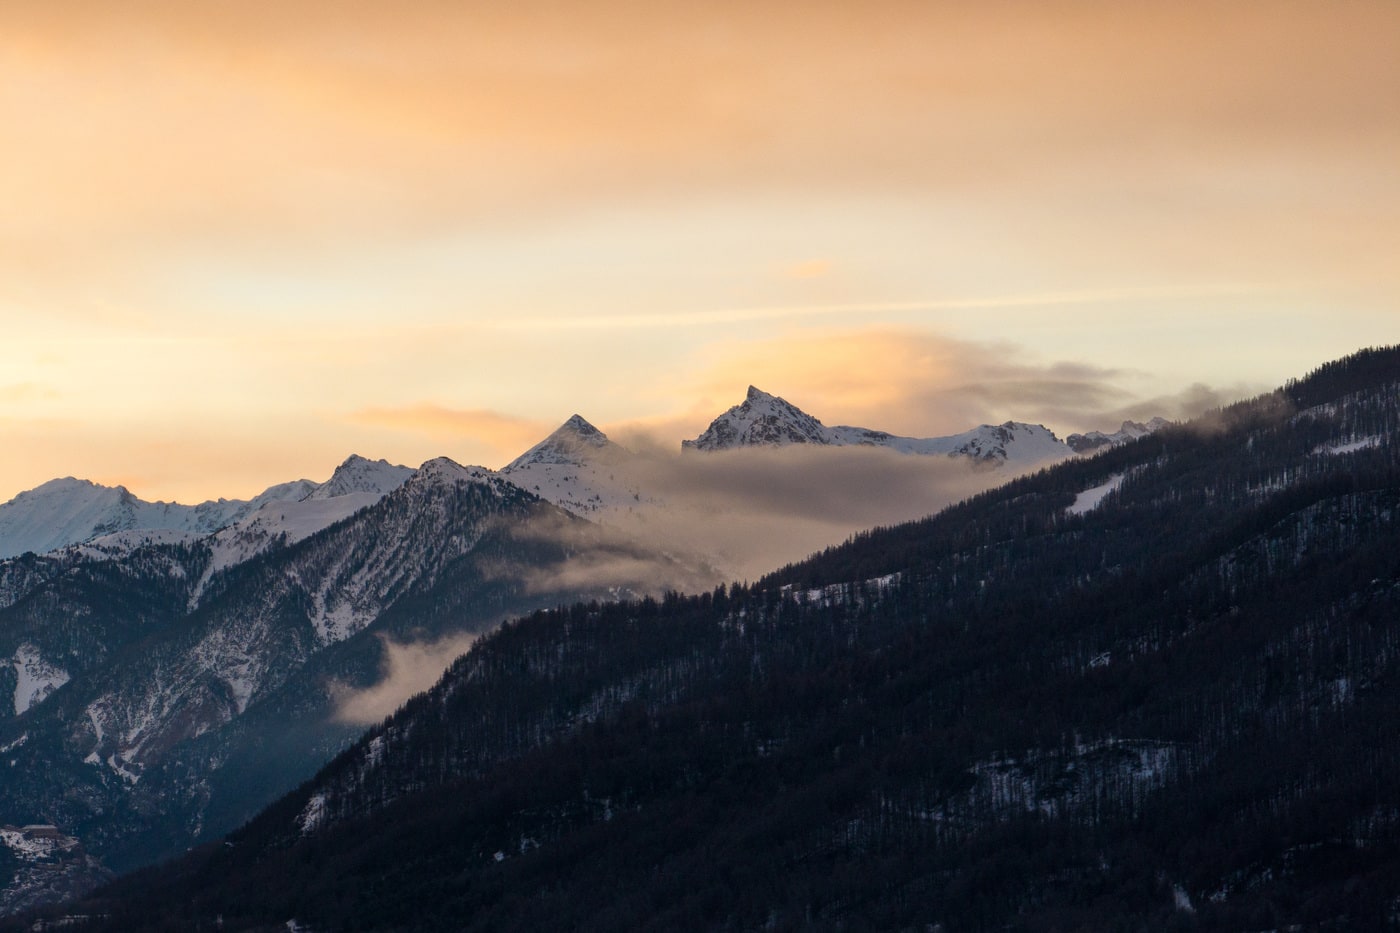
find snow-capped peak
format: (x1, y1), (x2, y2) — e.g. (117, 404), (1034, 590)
(306, 455), (413, 500)
(682, 387), (831, 451)
(504, 416), (615, 471)
(410, 457), (500, 487)
(499, 416), (648, 518)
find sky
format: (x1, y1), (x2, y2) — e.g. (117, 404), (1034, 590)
(3, 0), (1398, 504)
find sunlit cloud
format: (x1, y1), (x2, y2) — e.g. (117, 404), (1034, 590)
(0, 0), (1395, 504)
(784, 259), (832, 280)
(0, 383), (59, 403)
(682, 328), (1245, 438)
(350, 404), (548, 461)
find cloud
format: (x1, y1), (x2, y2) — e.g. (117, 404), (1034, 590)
(350, 404), (548, 461)
(483, 509), (722, 597)
(678, 327), (1259, 442)
(523, 443), (1015, 581)
(0, 383), (58, 403)
(1100, 382), (1265, 426)
(331, 631), (480, 726)
(784, 259), (832, 280)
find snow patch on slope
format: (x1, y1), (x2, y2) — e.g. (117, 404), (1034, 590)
(12, 645), (69, 715)
(1312, 435), (1383, 456)
(1067, 474), (1125, 516)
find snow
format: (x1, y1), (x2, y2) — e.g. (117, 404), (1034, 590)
(199, 492), (383, 584)
(782, 573), (902, 609)
(305, 455), (413, 500)
(1065, 417), (1170, 454)
(1067, 474), (1125, 515)
(501, 416), (653, 517)
(0, 476), (316, 560)
(106, 754), (141, 784)
(505, 415), (613, 470)
(0, 455), (410, 563)
(297, 793), (328, 835)
(0, 825), (79, 861)
(69, 528), (202, 561)
(1312, 435), (1383, 456)
(189, 457), (412, 603)
(682, 386), (1076, 469)
(12, 645), (69, 715)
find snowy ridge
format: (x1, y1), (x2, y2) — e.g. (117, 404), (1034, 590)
(0, 477), (314, 560)
(0, 456), (411, 563)
(683, 386), (1077, 469)
(1065, 417), (1171, 454)
(186, 456), (412, 603)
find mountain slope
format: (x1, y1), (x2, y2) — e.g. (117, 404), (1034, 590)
(0, 457), (715, 884)
(51, 346), (1400, 932)
(499, 416), (648, 517)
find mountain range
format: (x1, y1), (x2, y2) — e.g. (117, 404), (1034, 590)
(0, 386), (1163, 914)
(19, 345), (1398, 931)
(0, 388), (1149, 561)
(683, 385), (1076, 467)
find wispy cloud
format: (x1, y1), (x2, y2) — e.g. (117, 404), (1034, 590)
(486, 284), (1282, 333)
(349, 404), (549, 461)
(331, 632), (480, 726)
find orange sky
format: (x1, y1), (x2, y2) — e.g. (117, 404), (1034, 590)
(3, 0), (1398, 502)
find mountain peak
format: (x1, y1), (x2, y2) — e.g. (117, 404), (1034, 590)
(1065, 417), (1171, 454)
(562, 413), (598, 432)
(503, 416), (615, 471)
(683, 387), (829, 451)
(306, 455), (413, 501)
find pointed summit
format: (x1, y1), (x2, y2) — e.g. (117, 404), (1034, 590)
(683, 387), (830, 451)
(560, 414), (606, 441)
(503, 415), (615, 471)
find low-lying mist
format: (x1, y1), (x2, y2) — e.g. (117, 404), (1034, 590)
(594, 442), (1032, 581)
(331, 442), (1050, 725)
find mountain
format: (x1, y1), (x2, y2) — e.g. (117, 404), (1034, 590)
(1065, 416), (1172, 453)
(499, 415), (649, 518)
(0, 454), (715, 904)
(0, 478), (310, 561)
(303, 454), (413, 501)
(43, 346), (1400, 932)
(683, 385), (1083, 468)
(0, 455), (414, 562)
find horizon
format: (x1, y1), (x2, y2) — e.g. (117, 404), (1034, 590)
(1, 376), (1249, 507)
(4, 1), (1398, 503)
